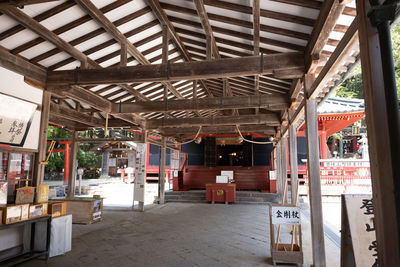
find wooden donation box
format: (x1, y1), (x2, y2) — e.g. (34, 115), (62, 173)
(269, 204), (303, 265)
(206, 184), (236, 204)
(63, 197), (103, 224)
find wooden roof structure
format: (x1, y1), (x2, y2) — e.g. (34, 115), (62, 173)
(0, 0), (359, 141)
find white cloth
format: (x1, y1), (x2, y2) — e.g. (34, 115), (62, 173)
(49, 214), (72, 258)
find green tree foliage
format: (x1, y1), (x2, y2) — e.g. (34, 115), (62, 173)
(336, 23), (400, 103)
(45, 126), (102, 177)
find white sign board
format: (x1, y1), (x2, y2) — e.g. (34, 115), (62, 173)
(269, 170), (276, 180)
(108, 158), (116, 167)
(341, 194), (377, 267)
(216, 175), (228, 183)
(0, 94), (37, 146)
(221, 171), (234, 183)
(134, 143), (146, 202)
(271, 206), (301, 225)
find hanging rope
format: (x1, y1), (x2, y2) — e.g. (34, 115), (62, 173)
(177, 126), (202, 145)
(235, 125), (273, 144)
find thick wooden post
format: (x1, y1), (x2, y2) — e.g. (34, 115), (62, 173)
(280, 137), (288, 203)
(158, 137), (166, 204)
(289, 124), (298, 204)
(138, 130), (147, 211)
(304, 74), (326, 267)
(275, 144), (282, 197)
(34, 90), (51, 187)
(68, 130), (78, 198)
(357, 0), (400, 264)
(101, 151), (109, 176)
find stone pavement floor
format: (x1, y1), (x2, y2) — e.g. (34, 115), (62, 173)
(22, 202), (340, 267)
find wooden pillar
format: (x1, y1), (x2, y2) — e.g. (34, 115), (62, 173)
(280, 137), (288, 203)
(101, 151), (109, 176)
(33, 91), (51, 187)
(158, 137), (166, 204)
(68, 130), (78, 198)
(304, 74), (326, 267)
(289, 124), (298, 204)
(138, 130), (147, 211)
(275, 144), (282, 197)
(357, 0), (400, 264)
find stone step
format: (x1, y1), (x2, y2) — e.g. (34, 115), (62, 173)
(165, 190), (279, 204)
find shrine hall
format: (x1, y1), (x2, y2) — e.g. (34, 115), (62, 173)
(0, 0), (399, 266)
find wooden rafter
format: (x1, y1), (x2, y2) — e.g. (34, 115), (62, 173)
(74, 0), (184, 101)
(146, 0), (213, 97)
(305, 0), (348, 70)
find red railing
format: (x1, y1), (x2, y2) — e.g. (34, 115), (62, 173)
(301, 159), (372, 195)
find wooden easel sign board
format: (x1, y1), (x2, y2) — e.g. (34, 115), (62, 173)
(269, 204), (303, 265)
(341, 194), (377, 267)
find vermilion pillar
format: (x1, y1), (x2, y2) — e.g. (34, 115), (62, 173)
(319, 120), (328, 159)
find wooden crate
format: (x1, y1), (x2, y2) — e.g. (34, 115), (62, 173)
(36, 184), (49, 203)
(29, 203), (48, 219)
(0, 205), (22, 224)
(48, 201), (66, 218)
(64, 198), (103, 224)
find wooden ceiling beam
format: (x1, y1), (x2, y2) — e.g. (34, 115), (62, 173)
(50, 102), (107, 127)
(47, 52), (305, 85)
(305, 0), (348, 70)
(146, 113), (281, 129)
(0, 45), (46, 85)
(112, 94), (289, 113)
(160, 125), (276, 136)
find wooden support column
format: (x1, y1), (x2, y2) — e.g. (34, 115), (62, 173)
(304, 73), (326, 267)
(289, 123), (298, 204)
(162, 24), (169, 118)
(253, 0), (260, 115)
(138, 129), (147, 211)
(68, 130), (78, 198)
(357, 0), (400, 264)
(275, 144), (282, 197)
(280, 137), (288, 203)
(101, 151), (109, 176)
(34, 91), (51, 187)
(158, 137), (166, 204)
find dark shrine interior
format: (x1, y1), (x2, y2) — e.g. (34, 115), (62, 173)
(217, 145), (244, 166)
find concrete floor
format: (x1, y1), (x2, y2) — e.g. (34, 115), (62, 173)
(23, 202), (340, 267)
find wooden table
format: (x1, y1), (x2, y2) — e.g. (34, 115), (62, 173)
(206, 183), (236, 204)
